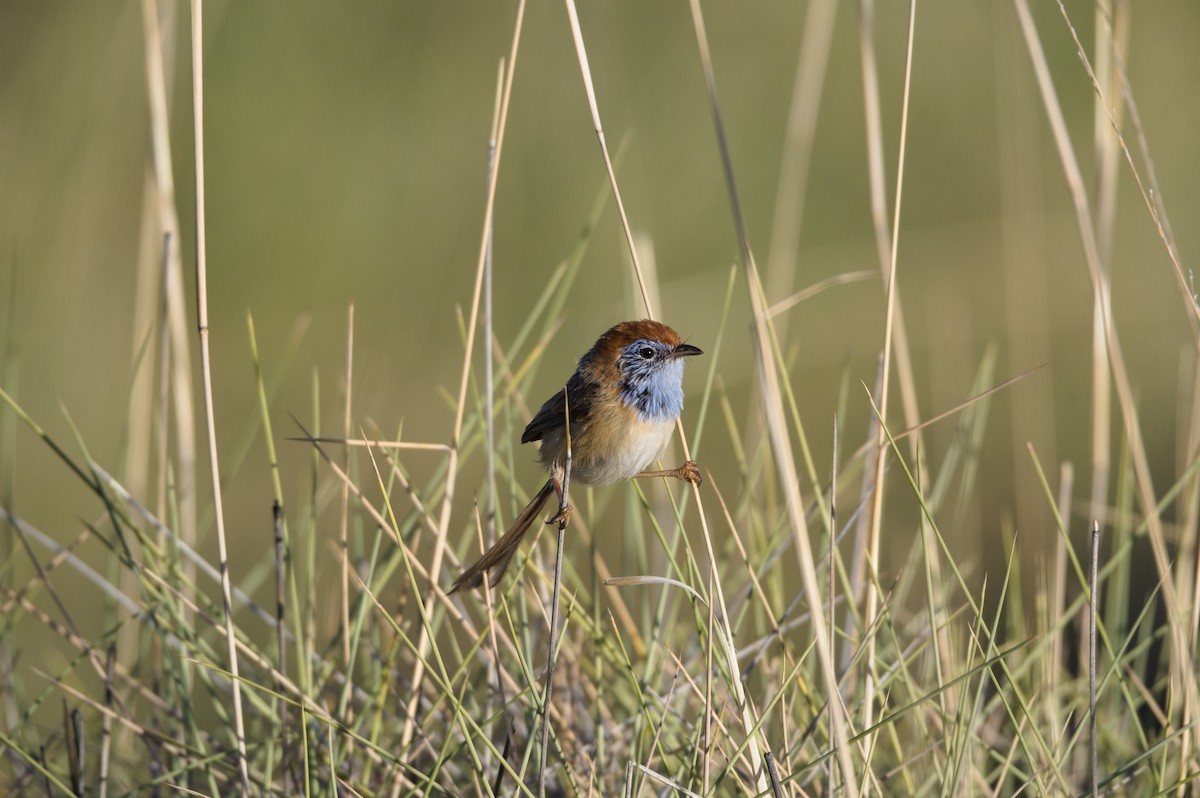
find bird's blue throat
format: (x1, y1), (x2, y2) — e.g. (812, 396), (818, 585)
(615, 339), (686, 422)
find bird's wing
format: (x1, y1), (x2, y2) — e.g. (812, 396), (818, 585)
(521, 371), (598, 443)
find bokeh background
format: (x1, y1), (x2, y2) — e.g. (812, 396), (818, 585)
(2, 1), (1199, 626)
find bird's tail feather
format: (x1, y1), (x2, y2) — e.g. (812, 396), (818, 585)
(449, 478), (555, 593)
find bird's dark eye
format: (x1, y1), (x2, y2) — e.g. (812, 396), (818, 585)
(639, 346), (656, 360)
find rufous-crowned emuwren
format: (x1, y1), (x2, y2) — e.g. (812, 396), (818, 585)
(450, 319), (702, 593)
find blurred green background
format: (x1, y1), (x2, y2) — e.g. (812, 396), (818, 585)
(2, 1), (1198, 608)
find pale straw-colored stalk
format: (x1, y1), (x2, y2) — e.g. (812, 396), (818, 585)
(683, 0), (860, 791)
(562, 0), (780, 790)
(859, 0), (919, 775)
(398, 0), (527, 757)
(188, 1), (249, 792)
(1014, 0), (1200, 764)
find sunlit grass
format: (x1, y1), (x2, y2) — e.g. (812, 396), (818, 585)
(2, 0), (1199, 796)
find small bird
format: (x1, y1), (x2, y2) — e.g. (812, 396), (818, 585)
(450, 319), (703, 593)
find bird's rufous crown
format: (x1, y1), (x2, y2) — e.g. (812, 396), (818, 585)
(591, 319), (683, 354)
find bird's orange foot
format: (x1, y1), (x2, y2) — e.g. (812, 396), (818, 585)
(547, 502), (574, 527)
(635, 460), (704, 486)
(677, 460), (703, 486)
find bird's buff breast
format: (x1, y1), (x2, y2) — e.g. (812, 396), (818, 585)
(540, 410), (675, 487)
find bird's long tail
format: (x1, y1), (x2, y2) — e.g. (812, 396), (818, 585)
(449, 478), (555, 593)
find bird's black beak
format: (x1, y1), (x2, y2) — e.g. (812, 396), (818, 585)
(670, 343), (703, 359)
